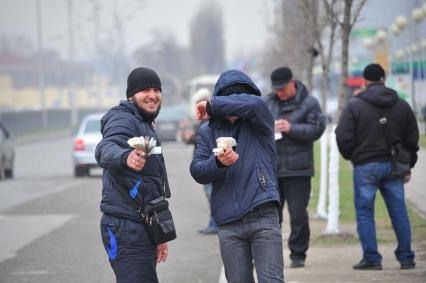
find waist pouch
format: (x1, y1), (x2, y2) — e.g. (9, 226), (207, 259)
(391, 143), (411, 177)
(138, 196), (177, 245)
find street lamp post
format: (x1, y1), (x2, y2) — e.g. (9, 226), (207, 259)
(67, 0), (78, 127)
(36, 0), (48, 130)
(406, 44), (419, 112)
(421, 39), (426, 80)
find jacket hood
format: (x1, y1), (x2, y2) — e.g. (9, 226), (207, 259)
(100, 100), (140, 133)
(358, 82), (399, 108)
(212, 69), (261, 97)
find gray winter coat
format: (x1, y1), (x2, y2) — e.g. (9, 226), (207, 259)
(264, 81), (325, 177)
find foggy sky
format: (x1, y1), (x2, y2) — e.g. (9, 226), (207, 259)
(0, 0), (274, 62)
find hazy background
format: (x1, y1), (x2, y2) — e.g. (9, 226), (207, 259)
(0, 0), (273, 62)
(0, 0), (425, 136)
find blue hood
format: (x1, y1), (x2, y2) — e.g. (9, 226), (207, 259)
(212, 69), (261, 97)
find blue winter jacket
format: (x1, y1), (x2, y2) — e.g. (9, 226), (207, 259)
(95, 100), (166, 223)
(190, 70), (280, 226)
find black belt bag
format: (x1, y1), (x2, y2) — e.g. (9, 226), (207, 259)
(390, 142), (411, 177)
(115, 156), (177, 245)
(377, 111), (412, 177)
(137, 196), (177, 244)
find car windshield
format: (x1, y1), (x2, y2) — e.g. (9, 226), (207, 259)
(84, 119), (101, 134)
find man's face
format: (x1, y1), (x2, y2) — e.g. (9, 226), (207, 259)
(274, 80), (296, 101)
(131, 88), (162, 113)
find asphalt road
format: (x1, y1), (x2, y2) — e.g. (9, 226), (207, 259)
(0, 137), (221, 283)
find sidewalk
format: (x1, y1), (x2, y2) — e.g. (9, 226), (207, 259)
(406, 147), (426, 218)
(283, 219), (425, 282)
(283, 147), (426, 283)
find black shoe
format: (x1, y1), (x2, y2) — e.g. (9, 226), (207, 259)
(290, 259), (305, 268)
(198, 226), (218, 235)
(353, 260), (382, 270)
(400, 262), (415, 269)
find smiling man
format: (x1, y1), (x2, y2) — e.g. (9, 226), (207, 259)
(95, 67), (171, 283)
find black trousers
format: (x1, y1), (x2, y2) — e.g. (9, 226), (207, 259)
(100, 214), (158, 283)
(278, 177), (311, 261)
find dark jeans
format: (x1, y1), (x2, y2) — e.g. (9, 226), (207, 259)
(100, 214), (158, 283)
(278, 177), (311, 261)
(218, 203), (284, 283)
(353, 162), (415, 264)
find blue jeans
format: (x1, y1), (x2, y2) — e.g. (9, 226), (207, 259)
(218, 203), (284, 283)
(353, 162), (415, 264)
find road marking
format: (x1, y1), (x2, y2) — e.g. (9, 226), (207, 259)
(0, 214), (75, 263)
(0, 180), (83, 212)
(12, 270), (49, 276)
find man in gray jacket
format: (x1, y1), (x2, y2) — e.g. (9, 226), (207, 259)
(264, 66), (325, 268)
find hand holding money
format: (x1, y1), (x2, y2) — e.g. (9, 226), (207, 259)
(213, 137), (238, 166)
(127, 136), (162, 171)
(213, 137), (237, 155)
(216, 148), (239, 166)
(127, 148), (146, 171)
(128, 136), (161, 155)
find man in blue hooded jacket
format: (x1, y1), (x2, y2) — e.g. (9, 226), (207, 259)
(95, 67), (170, 283)
(190, 70), (284, 283)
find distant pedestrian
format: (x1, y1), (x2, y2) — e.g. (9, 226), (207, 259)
(190, 70), (284, 283)
(264, 66), (325, 268)
(336, 63), (419, 270)
(183, 88), (218, 235)
(95, 67), (174, 282)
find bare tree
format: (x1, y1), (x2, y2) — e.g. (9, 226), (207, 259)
(190, 1), (225, 74)
(300, 0), (339, 114)
(327, 0), (367, 117)
(260, 0), (315, 81)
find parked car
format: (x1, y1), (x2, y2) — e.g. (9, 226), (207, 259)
(0, 121), (14, 180)
(72, 113), (103, 177)
(155, 103), (191, 142)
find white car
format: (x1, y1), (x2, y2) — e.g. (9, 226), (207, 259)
(72, 113), (103, 177)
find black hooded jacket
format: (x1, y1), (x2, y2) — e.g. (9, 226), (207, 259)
(335, 82), (419, 167)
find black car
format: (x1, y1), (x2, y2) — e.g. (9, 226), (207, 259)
(0, 121), (14, 180)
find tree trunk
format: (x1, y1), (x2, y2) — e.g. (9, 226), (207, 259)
(337, 0), (352, 119)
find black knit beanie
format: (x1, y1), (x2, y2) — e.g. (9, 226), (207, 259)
(218, 83), (261, 97)
(363, 64), (385, 82)
(126, 67), (162, 98)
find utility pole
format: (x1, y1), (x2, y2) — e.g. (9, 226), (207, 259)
(113, 0), (126, 98)
(36, 0), (48, 130)
(67, 0), (78, 127)
(90, 0), (102, 108)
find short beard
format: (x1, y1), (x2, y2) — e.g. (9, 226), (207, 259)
(136, 103), (161, 122)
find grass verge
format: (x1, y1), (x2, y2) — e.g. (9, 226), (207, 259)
(310, 141), (426, 245)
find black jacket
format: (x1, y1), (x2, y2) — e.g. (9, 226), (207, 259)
(335, 82), (419, 167)
(264, 81), (325, 177)
(95, 101), (166, 222)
